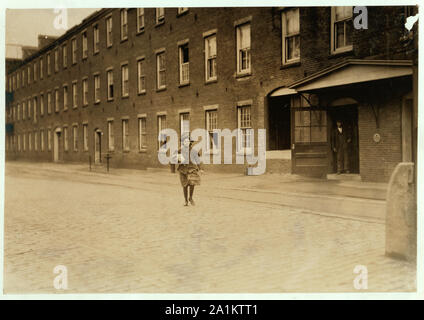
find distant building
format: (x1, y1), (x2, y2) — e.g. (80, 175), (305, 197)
(5, 7), (418, 182)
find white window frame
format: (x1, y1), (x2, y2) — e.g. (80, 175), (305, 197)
(282, 8), (300, 65)
(82, 31), (88, 59)
(177, 8), (189, 15)
(138, 116), (147, 151)
(47, 128), (52, 151)
(72, 81), (78, 108)
(120, 9), (128, 41)
(93, 23), (100, 54)
(156, 51), (166, 90)
(83, 123), (89, 151)
(28, 132), (32, 151)
(63, 44), (67, 68)
(54, 49), (59, 72)
(107, 69), (114, 100)
(82, 78), (88, 106)
(122, 119), (130, 151)
(63, 85), (68, 110)
(27, 66), (31, 84)
(71, 38), (77, 64)
(206, 109), (219, 154)
(63, 126), (69, 151)
(179, 42), (190, 85)
(55, 89), (59, 112)
(204, 33), (217, 82)
(33, 96), (37, 123)
(156, 8), (165, 24)
(121, 64), (129, 97)
(34, 131), (38, 151)
(47, 53), (51, 75)
(237, 104), (252, 154)
(40, 58), (44, 79)
(137, 58), (146, 94)
(157, 114), (167, 150)
(331, 6), (353, 54)
(47, 91), (52, 114)
(108, 120), (115, 151)
(33, 62), (37, 82)
(73, 125), (78, 151)
(40, 93), (44, 116)
(236, 23), (251, 75)
(94, 74), (100, 103)
(137, 8), (145, 32)
(106, 15), (113, 47)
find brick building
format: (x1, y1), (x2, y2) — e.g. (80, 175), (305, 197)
(5, 7), (418, 182)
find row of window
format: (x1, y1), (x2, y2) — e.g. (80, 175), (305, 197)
(7, 105), (253, 154)
(7, 7), (354, 93)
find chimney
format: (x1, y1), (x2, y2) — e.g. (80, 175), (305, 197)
(38, 35), (59, 50)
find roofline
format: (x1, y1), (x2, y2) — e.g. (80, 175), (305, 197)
(289, 59), (413, 89)
(7, 8), (112, 74)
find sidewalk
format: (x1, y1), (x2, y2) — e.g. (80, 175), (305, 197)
(6, 161), (388, 223)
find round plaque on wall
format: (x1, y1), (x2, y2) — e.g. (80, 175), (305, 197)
(373, 133), (381, 143)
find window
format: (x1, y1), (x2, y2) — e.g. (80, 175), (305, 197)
(20, 102), (24, 120)
(94, 74), (100, 103)
(137, 58), (146, 93)
(107, 70), (114, 100)
(40, 130), (45, 151)
(237, 105), (252, 153)
(72, 38), (77, 64)
(54, 49), (59, 72)
(156, 8), (165, 24)
(28, 132), (32, 151)
(28, 99), (31, 118)
(106, 16), (113, 47)
(47, 129), (52, 151)
(33, 63), (37, 82)
(206, 109), (218, 152)
(180, 113), (190, 141)
(157, 115), (166, 149)
(63, 85), (68, 110)
(331, 6), (353, 53)
(72, 82), (78, 108)
(205, 34), (217, 81)
(108, 120), (114, 151)
(120, 9), (128, 40)
(34, 131), (38, 151)
(137, 8), (145, 32)
(93, 24), (100, 53)
(47, 92), (52, 114)
(122, 119), (129, 151)
(236, 23), (251, 74)
(82, 78), (88, 106)
(179, 43), (189, 85)
(28, 66), (31, 84)
(18, 134), (21, 151)
(40, 58), (44, 79)
(138, 117), (147, 150)
(17, 72), (20, 89)
(83, 124), (89, 151)
(63, 44), (67, 68)
(156, 52), (166, 89)
(121, 64), (129, 97)
(40, 94), (44, 116)
(55, 89), (59, 112)
(22, 70), (25, 87)
(33, 97), (37, 123)
(82, 31), (88, 58)
(23, 133), (26, 151)
(64, 127), (68, 151)
(73, 125), (78, 151)
(47, 53), (51, 75)
(177, 8), (189, 15)
(282, 8), (300, 64)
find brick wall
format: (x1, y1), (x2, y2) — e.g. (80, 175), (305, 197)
(5, 7), (417, 178)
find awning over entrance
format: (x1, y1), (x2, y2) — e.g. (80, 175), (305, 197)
(289, 59), (413, 92)
(269, 87), (297, 97)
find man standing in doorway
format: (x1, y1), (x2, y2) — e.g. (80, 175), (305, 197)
(331, 120), (351, 174)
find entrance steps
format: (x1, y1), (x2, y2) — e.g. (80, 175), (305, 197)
(327, 173), (361, 181)
(266, 150), (291, 174)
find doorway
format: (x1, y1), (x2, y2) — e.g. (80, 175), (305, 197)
(327, 104), (359, 174)
(94, 130), (102, 164)
(53, 129), (62, 162)
(268, 96), (291, 150)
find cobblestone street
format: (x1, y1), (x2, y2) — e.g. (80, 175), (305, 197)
(3, 162), (416, 293)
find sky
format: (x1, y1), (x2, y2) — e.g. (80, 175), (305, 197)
(6, 8), (99, 58)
